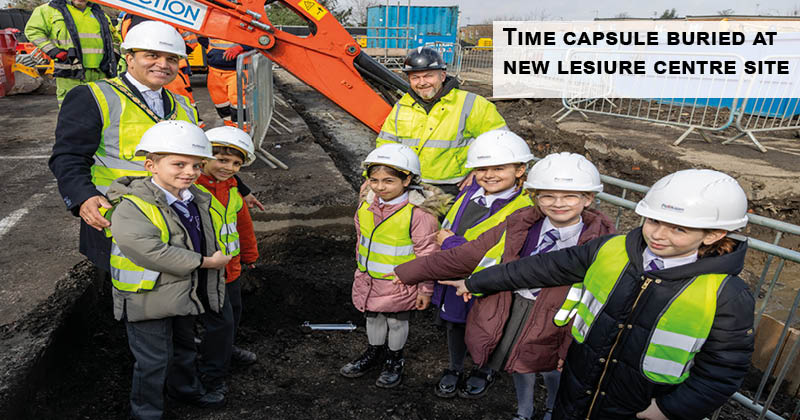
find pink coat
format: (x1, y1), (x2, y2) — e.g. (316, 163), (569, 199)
(351, 193), (440, 313)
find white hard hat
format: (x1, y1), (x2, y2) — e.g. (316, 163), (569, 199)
(524, 152), (603, 192)
(362, 143), (421, 176)
(205, 126), (256, 166)
(135, 120), (215, 159)
(121, 21), (187, 57)
(635, 169), (748, 231)
(465, 130), (534, 168)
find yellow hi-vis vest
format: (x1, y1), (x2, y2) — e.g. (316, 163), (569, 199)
(356, 202), (417, 279)
(553, 235), (727, 384)
(87, 77), (198, 194)
(441, 190), (532, 239)
(196, 184), (243, 257)
(103, 193), (227, 292)
(376, 89), (506, 184)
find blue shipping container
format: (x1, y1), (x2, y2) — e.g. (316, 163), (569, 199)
(366, 5), (458, 50)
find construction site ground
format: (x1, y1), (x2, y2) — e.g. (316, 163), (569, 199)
(0, 70), (797, 419)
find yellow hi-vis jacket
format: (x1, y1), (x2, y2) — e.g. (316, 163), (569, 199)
(25, 0), (120, 77)
(87, 77), (198, 194)
(356, 201), (416, 279)
(553, 235), (727, 384)
(441, 190), (533, 238)
(104, 193), (227, 293)
(196, 184), (243, 257)
(376, 88), (506, 184)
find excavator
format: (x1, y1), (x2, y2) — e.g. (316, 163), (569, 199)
(92, 0), (409, 133)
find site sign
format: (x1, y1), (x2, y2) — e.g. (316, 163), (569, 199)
(102, 0), (209, 31)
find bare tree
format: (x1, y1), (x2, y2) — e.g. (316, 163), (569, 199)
(614, 12), (631, 18)
(348, 0), (378, 26)
(659, 8), (678, 19)
(717, 8), (735, 16)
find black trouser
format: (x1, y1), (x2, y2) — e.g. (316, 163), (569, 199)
(227, 280), (243, 336)
(198, 287), (234, 387)
(125, 315), (204, 420)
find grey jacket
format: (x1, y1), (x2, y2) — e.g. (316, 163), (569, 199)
(107, 176), (226, 322)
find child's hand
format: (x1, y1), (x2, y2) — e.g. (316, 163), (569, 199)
(436, 229), (455, 245)
(245, 263), (256, 269)
(389, 272), (402, 285)
(439, 280), (472, 302)
(557, 359), (564, 372)
(243, 193), (265, 212)
(636, 399), (668, 420)
(202, 251), (233, 270)
(416, 293), (431, 310)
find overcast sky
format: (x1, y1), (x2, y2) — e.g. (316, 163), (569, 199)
(344, 0), (800, 23)
(4, 0), (799, 23)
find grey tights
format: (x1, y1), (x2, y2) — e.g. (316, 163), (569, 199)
(366, 314), (409, 351)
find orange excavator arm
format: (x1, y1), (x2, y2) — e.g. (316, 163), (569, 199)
(97, 0), (409, 132)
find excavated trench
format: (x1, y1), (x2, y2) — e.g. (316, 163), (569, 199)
(8, 79), (799, 419)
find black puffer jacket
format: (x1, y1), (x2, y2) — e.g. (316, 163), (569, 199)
(466, 228), (755, 420)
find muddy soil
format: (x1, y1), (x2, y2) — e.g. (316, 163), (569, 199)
(23, 225), (797, 420)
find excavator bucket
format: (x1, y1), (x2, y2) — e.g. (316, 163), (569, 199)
(93, 0), (409, 132)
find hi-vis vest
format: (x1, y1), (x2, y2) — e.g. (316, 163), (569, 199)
(87, 77), (197, 194)
(356, 202), (416, 279)
(376, 89), (506, 184)
(441, 190), (532, 240)
(553, 235), (727, 384)
(196, 184), (243, 257)
(103, 193), (226, 293)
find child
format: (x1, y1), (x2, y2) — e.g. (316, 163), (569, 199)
(432, 129), (534, 399)
(195, 126), (260, 394)
(105, 120), (232, 419)
(441, 169), (755, 420)
(339, 143), (450, 388)
(395, 152), (614, 420)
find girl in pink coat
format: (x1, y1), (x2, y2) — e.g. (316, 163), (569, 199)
(340, 144), (451, 388)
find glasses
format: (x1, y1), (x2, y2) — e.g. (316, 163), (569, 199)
(535, 193), (585, 207)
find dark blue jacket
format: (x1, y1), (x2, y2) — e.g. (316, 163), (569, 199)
(466, 228), (755, 420)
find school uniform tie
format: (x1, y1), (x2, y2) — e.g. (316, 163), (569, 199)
(533, 229), (560, 256)
(646, 257), (665, 272)
(527, 229), (560, 298)
(143, 90), (164, 118)
(476, 196), (487, 207)
(172, 200), (201, 232)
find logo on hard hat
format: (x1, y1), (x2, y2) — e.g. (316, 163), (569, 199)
(377, 155), (391, 159)
(192, 143), (205, 149)
(159, 41), (174, 46)
(660, 203), (685, 212)
(554, 177), (573, 182)
(477, 155), (491, 159)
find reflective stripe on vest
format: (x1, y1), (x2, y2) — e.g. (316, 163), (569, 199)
(378, 91), (479, 184)
(552, 235), (726, 384)
(107, 194), (169, 292)
(196, 184), (241, 256)
(472, 230), (507, 275)
(208, 39), (237, 51)
(356, 201), (416, 279)
(87, 78), (197, 193)
(441, 190), (532, 238)
(642, 273), (726, 384)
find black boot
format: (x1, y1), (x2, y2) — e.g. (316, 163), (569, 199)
(375, 349), (404, 388)
(340, 344), (386, 378)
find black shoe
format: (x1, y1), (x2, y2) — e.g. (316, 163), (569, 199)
(340, 344), (386, 378)
(375, 349), (404, 389)
(207, 381), (229, 395)
(458, 367), (495, 399)
(231, 345), (257, 365)
(434, 368), (462, 398)
(168, 390), (226, 409)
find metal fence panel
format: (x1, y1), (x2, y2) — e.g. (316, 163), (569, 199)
(236, 50), (274, 150)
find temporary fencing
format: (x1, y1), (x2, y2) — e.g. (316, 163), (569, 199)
(454, 45), (493, 83)
(587, 166), (800, 420)
(553, 50), (746, 149)
(725, 55), (800, 153)
(235, 51), (288, 170)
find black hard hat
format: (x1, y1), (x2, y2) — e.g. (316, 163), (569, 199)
(402, 47), (446, 73)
